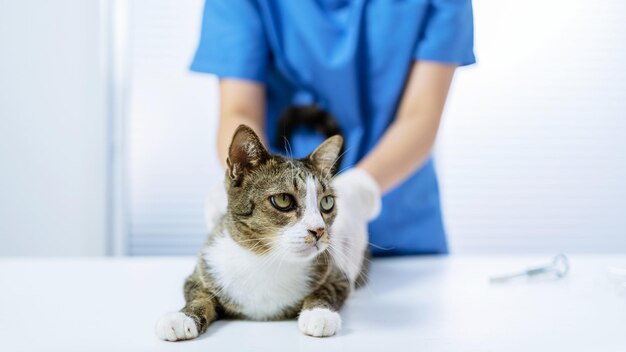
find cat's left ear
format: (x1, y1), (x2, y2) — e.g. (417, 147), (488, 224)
(227, 125), (270, 186)
(307, 135), (343, 175)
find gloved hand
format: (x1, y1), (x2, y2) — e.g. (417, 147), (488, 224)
(330, 168), (382, 286)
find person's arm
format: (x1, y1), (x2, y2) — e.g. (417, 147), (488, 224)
(357, 61), (456, 193)
(216, 79), (266, 168)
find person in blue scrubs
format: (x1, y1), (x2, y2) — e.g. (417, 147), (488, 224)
(191, 0), (475, 256)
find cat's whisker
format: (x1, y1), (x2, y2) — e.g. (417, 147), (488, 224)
(330, 165), (353, 181)
(237, 239), (281, 253)
(236, 236), (278, 242)
(326, 243), (362, 274)
(326, 242), (373, 289)
(326, 244), (370, 286)
(247, 239), (282, 255)
(331, 235), (395, 252)
(325, 243), (354, 271)
(326, 243), (375, 296)
(236, 238), (277, 246)
(282, 136), (299, 183)
(325, 244), (357, 288)
(283, 136), (294, 159)
(245, 240), (268, 253)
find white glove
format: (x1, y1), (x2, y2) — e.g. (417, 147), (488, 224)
(204, 176), (228, 232)
(330, 168), (382, 286)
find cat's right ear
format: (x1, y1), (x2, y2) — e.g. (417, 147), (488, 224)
(227, 125), (270, 186)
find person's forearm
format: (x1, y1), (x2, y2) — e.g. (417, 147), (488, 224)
(217, 115), (265, 168)
(357, 61), (455, 193)
(216, 80), (266, 169)
(357, 113), (442, 193)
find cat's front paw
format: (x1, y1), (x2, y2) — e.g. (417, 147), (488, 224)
(155, 312), (199, 341)
(298, 308), (341, 337)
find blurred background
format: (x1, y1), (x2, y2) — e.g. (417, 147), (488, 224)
(0, 0), (624, 257)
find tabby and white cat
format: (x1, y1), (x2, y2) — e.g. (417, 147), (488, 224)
(156, 125), (367, 340)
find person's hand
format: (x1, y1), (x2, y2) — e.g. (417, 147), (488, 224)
(204, 176), (228, 231)
(330, 168), (382, 286)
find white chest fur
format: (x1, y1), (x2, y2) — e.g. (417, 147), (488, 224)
(202, 234), (312, 320)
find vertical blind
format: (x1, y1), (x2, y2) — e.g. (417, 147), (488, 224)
(128, 0), (626, 255)
(128, 0), (219, 255)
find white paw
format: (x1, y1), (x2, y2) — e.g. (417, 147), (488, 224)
(298, 308), (341, 337)
(155, 312), (199, 341)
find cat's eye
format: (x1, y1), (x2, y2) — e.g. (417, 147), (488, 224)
(270, 193), (295, 211)
(320, 195), (335, 213)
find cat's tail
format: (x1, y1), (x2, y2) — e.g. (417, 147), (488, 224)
(275, 105), (344, 166)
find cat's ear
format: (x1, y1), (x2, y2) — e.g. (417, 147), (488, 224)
(307, 135), (343, 175)
(227, 125), (270, 185)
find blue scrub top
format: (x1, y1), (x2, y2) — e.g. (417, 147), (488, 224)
(191, 0), (475, 256)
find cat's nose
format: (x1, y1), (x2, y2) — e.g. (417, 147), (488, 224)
(307, 228), (325, 240)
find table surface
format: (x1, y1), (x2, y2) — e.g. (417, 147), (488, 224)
(0, 255), (625, 352)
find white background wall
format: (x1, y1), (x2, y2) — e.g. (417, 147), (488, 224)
(127, 0), (219, 255)
(1, 0), (624, 256)
(127, 0), (626, 255)
(438, 0), (626, 253)
(0, 0), (108, 256)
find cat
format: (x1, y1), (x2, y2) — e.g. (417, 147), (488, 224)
(156, 124), (367, 340)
